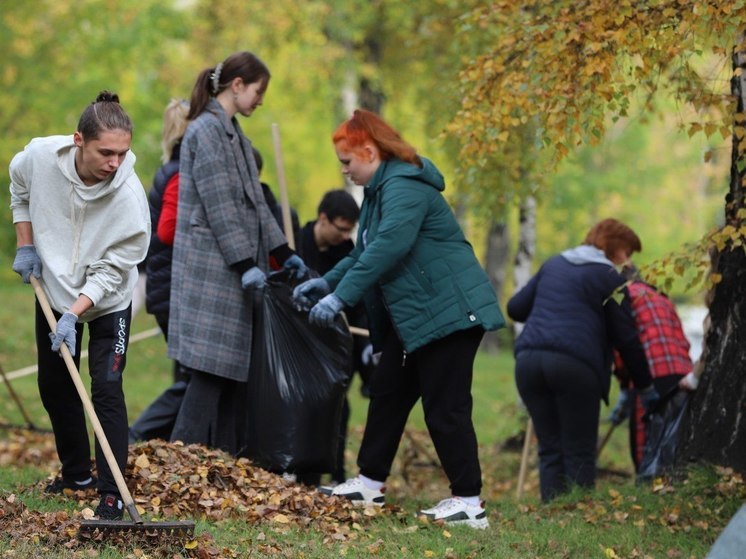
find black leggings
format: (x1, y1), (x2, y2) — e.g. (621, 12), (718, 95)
(36, 301), (130, 495)
(358, 327), (484, 497)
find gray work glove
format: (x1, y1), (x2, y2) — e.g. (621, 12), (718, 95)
(12, 245), (42, 283)
(639, 385), (661, 414)
(309, 293), (345, 328)
(282, 254), (308, 280)
(361, 343), (381, 367)
(50, 312), (78, 356)
(241, 266), (266, 290)
(292, 277), (330, 311)
(608, 389), (631, 425)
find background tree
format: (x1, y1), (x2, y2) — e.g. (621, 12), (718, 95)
(0, 0), (191, 257)
(677, 34), (746, 472)
(449, 0), (746, 472)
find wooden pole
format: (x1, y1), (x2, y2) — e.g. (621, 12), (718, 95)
(0, 361), (38, 429)
(516, 418), (534, 499)
(596, 422), (616, 459)
(271, 123), (295, 249)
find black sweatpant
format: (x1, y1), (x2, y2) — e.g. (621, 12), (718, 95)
(357, 326), (484, 497)
(36, 301), (131, 495)
(514, 349), (601, 501)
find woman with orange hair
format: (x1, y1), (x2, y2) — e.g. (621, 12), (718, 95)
(507, 218), (659, 501)
(292, 109), (504, 528)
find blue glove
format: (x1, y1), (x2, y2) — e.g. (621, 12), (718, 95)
(608, 389), (631, 425)
(241, 266), (266, 290)
(12, 245), (42, 283)
(309, 293), (345, 328)
(292, 277), (330, 311)
(639, 385), (661, 414)
(50, 312), (78, 356)
(283, 254), (307, 280)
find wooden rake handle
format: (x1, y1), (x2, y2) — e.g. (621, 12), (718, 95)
(516, 417), (534, 499)
(30, 276), (142, 524)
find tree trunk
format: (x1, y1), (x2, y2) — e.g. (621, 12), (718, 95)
(481, 218), (510, 352)
(511, 196), (536, 338)
(676, 34), (746, 475)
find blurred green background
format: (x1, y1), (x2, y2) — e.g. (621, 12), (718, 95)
(0, 0), (729, 299)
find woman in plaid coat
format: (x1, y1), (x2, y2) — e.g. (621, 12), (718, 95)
(169, 51), (306, 453)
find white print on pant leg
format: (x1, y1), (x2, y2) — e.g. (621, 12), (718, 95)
(104, 315), (128, 380)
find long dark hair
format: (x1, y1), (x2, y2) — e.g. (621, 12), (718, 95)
(77, 90), (133, 140)
(188, 51), (270, 120)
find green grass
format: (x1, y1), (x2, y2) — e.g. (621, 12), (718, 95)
(0, 281), (743, 558)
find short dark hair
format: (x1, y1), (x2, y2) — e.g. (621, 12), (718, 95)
(318, 189), (360, 223)
(77, 90), (133, 140)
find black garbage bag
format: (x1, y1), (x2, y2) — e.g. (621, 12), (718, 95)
(241, 271), (353, 474)
(637, 388), (689, 482)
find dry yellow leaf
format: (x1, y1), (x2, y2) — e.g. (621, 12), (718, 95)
(134, 453), (150, 468)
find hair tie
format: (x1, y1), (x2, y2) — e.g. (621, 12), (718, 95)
(210, 62), (224, 94)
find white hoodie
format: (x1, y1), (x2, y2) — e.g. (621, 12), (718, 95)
(9, 135), (151, 321)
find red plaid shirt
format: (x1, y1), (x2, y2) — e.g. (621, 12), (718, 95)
(615, 281), (692, 380)
(614, 281), (692, 468)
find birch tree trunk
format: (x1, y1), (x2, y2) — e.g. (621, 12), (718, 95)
(512, 196), (536, 338)
(677, 33), (746, 474)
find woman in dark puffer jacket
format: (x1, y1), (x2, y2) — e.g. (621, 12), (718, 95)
(507, 218), (659, 501)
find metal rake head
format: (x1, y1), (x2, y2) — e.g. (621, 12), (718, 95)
(78, 519), (196, 538)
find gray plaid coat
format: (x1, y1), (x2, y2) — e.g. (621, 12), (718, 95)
(168, 100), (287, 381)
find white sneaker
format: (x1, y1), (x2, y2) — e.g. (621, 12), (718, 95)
(418, 497), (489, 529)
(320, 476), (385, 507)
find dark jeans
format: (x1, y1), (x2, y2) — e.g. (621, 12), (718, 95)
(36, 301), (131, 495)
(358, 327), (484, 497)
(514, 349), (600, 501)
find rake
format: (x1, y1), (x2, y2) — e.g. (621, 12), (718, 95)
(30, 276), (195, 537)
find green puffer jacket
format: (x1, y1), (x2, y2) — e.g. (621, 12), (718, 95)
(324, 157), (505, 353)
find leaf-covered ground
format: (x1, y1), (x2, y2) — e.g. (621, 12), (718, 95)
(1, 428), (744, 558)
(0, 431), (399, 557)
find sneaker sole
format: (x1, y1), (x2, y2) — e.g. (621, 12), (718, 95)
(445, 517), (489, 530)
(417, 511), (489, 529)
(337, 492), (385, 507)
(320, 486), (384, 507)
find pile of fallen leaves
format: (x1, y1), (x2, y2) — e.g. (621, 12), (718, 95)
(0, 437), (394, 555)
(124, 439), (382, 527)
(0, 427), (58, 469)
(0, 492), (219, 556)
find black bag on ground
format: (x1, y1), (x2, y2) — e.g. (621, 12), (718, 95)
(241, 271), (353, 474)
(637, 387), (689, 482)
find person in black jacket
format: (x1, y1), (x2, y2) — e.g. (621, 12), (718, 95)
(295, 189), (369, 486)
(507, 218), (659, 501)
(129, 99), (190, 443)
